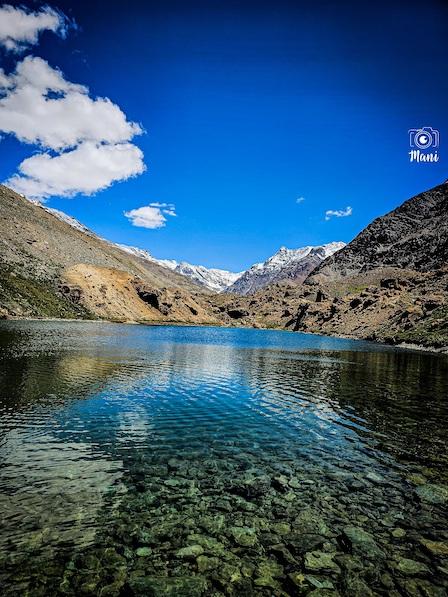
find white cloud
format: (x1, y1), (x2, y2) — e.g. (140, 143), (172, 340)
(1, 56), (145, 200)
(7, 142), (145, 199)
(124, 203), (177, 230)
(148, 201), (177, 216)
(0, 4), (68, 52)
(325, 206), (352, 221)
(296, 196), (305, 204)
(0, 56), (142, 150)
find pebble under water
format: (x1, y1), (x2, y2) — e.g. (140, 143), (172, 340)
(0, 321), (447, 596)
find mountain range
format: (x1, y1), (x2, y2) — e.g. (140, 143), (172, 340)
(40, 205), (346, 294)
(117, 243), (346, 294)
(116, 244), (242, 293)
(226, 242), (345, 295)
(216, 181), (448, 349)
(1, 181), (447, 350)
(0, 185), (218, 323)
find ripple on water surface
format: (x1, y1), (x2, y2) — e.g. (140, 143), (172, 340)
(0, 321), (447, 596)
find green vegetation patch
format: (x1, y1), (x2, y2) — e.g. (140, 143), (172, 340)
(0, 266), (95, 320)
(395, 304), (448, 349)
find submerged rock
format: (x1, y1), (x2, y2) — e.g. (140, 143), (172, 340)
(339, 526), (385, 560)
(254, 575), (281, 589)
(186, 534), (226, 556)
(176, 545), (204, 558)
(341, 573), (374, 596)
(271, 522), (291, 536)
(391, 557), (430, 576)
(415, 484), (448, 505)
(255, 558), (284, 579)
(196, 555), (220, 573)
(306, 576), (335, 589)
(419, 539), (448, 557)
(286, 532), (327, 554)
(229, 526), (258, 547)
(198, 514), (225, 535)
(304, 551), (341, 573)
(136, 547), (152, 557)
(307, 588), (342, 596)
(293, 509), (330, 536)
(391, 528), (406, 539)
(128, 574), (208, 596)
(229, 470), (271, 498)
(212, 562), (244, 590)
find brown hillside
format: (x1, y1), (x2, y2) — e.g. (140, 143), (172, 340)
(0, 185), (216, 322)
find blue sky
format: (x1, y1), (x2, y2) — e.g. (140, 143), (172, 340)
(0, 0), (447, 271)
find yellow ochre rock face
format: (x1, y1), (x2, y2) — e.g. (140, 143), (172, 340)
(62, 263), (219, 324)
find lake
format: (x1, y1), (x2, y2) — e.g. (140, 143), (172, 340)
(0, 321), (447, 596)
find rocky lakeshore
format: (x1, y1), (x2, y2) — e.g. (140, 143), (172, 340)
(3, 445), (448, 596)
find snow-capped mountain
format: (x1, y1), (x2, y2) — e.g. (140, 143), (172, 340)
(25, 198), (93, 235)
(226, 242), (346, 295)
(43, 207), (92, 234)
(174, 262), (242, 293)
(118, 244), (242, 292)
(117, 244), (179, 271)
(33, 202), (344, 295)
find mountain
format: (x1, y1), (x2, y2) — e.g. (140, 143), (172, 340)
(35, 207), (344, 295)
(16, 202), (241, 294)
(6, 192), (345, 300)
(42, 205), (93, 235)
(173, 262), (241, 293)
(0, 185), (218, 323)
(118, 244), (241, 292)
(3, 180), (446, 349)
(290, 181), (448, 348)
(226, 242), (345, 295)
(308, 182), (448, 283)
(212, 182), (448, 350)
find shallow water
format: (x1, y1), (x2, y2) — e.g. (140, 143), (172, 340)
(0, 321), (447, 596)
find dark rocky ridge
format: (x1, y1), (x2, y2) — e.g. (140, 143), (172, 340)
(308, 182), (448, 283)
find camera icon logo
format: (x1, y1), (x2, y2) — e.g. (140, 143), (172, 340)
(408, 127), (440, 150)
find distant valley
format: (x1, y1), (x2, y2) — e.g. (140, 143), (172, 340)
(43, 203), (347, 294)
(1, 182), (447, 351)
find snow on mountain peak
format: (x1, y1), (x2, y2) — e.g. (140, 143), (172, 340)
(42, 206), (92, 235)
(117, 245), (242, 292)
(226, 242), (346, 295)
(36, 202), (344, 295)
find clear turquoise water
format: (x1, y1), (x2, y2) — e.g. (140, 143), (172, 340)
(0, 321), (447, 596)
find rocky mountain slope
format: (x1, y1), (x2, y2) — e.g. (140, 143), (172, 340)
(0, 185), (218, 323)
(118, 242), (348, 295)
(227, 242), (345, 295)
(213, 182), (448, 350)
(212, 265), (448, 349)
(309, 182), (448, 283)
